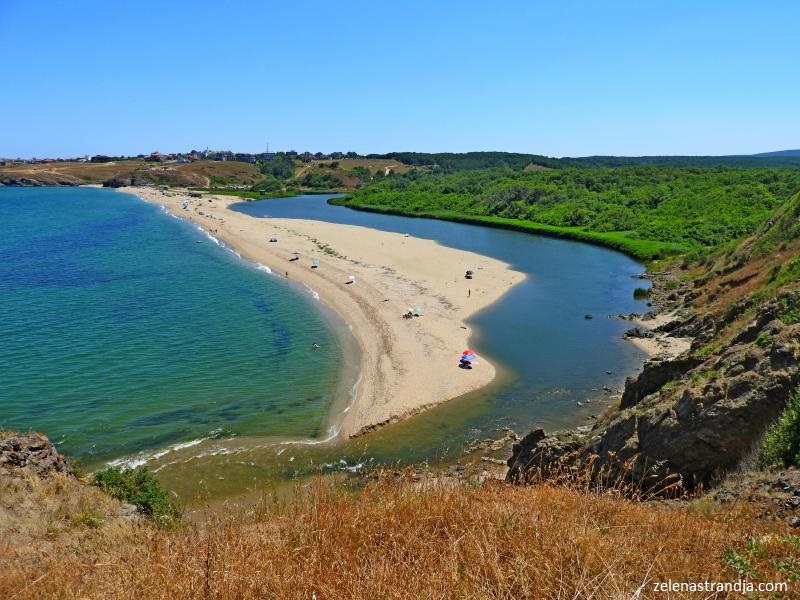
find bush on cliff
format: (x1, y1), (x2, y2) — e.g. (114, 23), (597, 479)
(759, 387), (800, 469)
(93, 466), (180, 526)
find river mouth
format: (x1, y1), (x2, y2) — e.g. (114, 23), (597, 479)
(153, 194), (650, 503)
(2, 188), (650, 505)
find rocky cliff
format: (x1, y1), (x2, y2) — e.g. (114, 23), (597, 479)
(509, 191), (800, 494)
(0, 431), (74, 477)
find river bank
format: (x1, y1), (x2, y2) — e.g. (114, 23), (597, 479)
(128, 186), (525, 438)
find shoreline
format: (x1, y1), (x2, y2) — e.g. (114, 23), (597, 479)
(627, 311), (692, 360)
(125, 186), (526, 438)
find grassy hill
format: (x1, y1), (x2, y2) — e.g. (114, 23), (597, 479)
(754, 149), (800, 158)
(0, 158), (412, 196)
(0, 159), (145, 185)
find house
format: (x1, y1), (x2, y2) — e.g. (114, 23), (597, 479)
(146, 152), (168, 162)
(234, 153), (257, 163)
(256, 152), (275, 161)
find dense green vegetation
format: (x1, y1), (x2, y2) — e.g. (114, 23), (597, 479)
(302, 171), (343, 189)
(366, 152), (559, 172)
(566, 155), (800, 169)
(258, 155), (295, 180)
(759, 387), (800, 469)
(93, 466), (180, 526)
(366, 151), (800, 172)
(334, 167), (800, 260)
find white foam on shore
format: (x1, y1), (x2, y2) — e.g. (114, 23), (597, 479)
(302, 282), (320, 301)
(197, 224), (221, 245)
(322, 458), (366, 473)
(106, 436), (209, 470)
(256, 263), (273, 275)
(340, 370), (362, 416)
(159, 205), (182, 220)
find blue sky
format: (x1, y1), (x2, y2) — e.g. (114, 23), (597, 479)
(1, 1), (798, 158)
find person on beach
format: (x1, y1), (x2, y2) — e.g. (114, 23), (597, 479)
(285, 271), (288, 278)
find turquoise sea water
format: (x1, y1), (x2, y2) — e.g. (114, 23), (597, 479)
(0, 187), (356, 467)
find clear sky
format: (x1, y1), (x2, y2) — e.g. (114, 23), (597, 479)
(1, 0), (798, 158)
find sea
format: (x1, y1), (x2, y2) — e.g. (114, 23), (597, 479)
(0, 187), (358, 468)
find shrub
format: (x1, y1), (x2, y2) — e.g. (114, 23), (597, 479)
(777, 295), (800, 325)
(93, 466), (180, 526)
(759, 387), (800, 469)
(633, 287), (651, 299)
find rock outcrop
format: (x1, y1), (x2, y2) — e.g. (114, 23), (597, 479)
(102, 177), (132, 188)
(0, 432), (74, 478)
(0, 176), (81, 187)
(1, 176), (47, 186)
(509, 292), (800, 493)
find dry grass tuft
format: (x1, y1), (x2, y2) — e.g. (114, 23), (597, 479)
(0, 471), (139, 581)
(3, 475), (799, 598)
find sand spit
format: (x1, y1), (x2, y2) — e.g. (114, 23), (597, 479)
(128, 187), (525, 437)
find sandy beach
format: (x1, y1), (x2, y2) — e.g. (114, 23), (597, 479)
(128, 187), (525, 437)
(628, 312), (692, 360)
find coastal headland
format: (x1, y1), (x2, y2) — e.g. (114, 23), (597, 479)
(129, 187), (525, 438)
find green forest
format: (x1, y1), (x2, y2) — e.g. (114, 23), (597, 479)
(333, 166), (800, 260)
(367, 151), (800, 172)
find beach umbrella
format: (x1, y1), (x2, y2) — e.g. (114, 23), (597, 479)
(462, 349), (475, 355)
(311, 259), (320, 266)
(412, 306), (425, 315)
(461, 354), (477, 361)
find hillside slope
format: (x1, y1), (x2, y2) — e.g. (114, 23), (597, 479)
(3, 436), (800, 598)
(509, 190), (800, 493)
(0, 160), (264, 189)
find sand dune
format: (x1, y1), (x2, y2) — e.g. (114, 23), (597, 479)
(129, 187), (525, 437)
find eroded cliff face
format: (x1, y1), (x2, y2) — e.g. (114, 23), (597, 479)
(508, 192), (800, 494)
(510, 294), (800, 493)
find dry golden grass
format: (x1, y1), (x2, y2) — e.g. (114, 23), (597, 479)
(170, 161), (263, 186)
(0, 472), (137, 579)
(0, 160), (143, 184)
(0, 160), (264, 188)
(3, 475), (798, 599)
